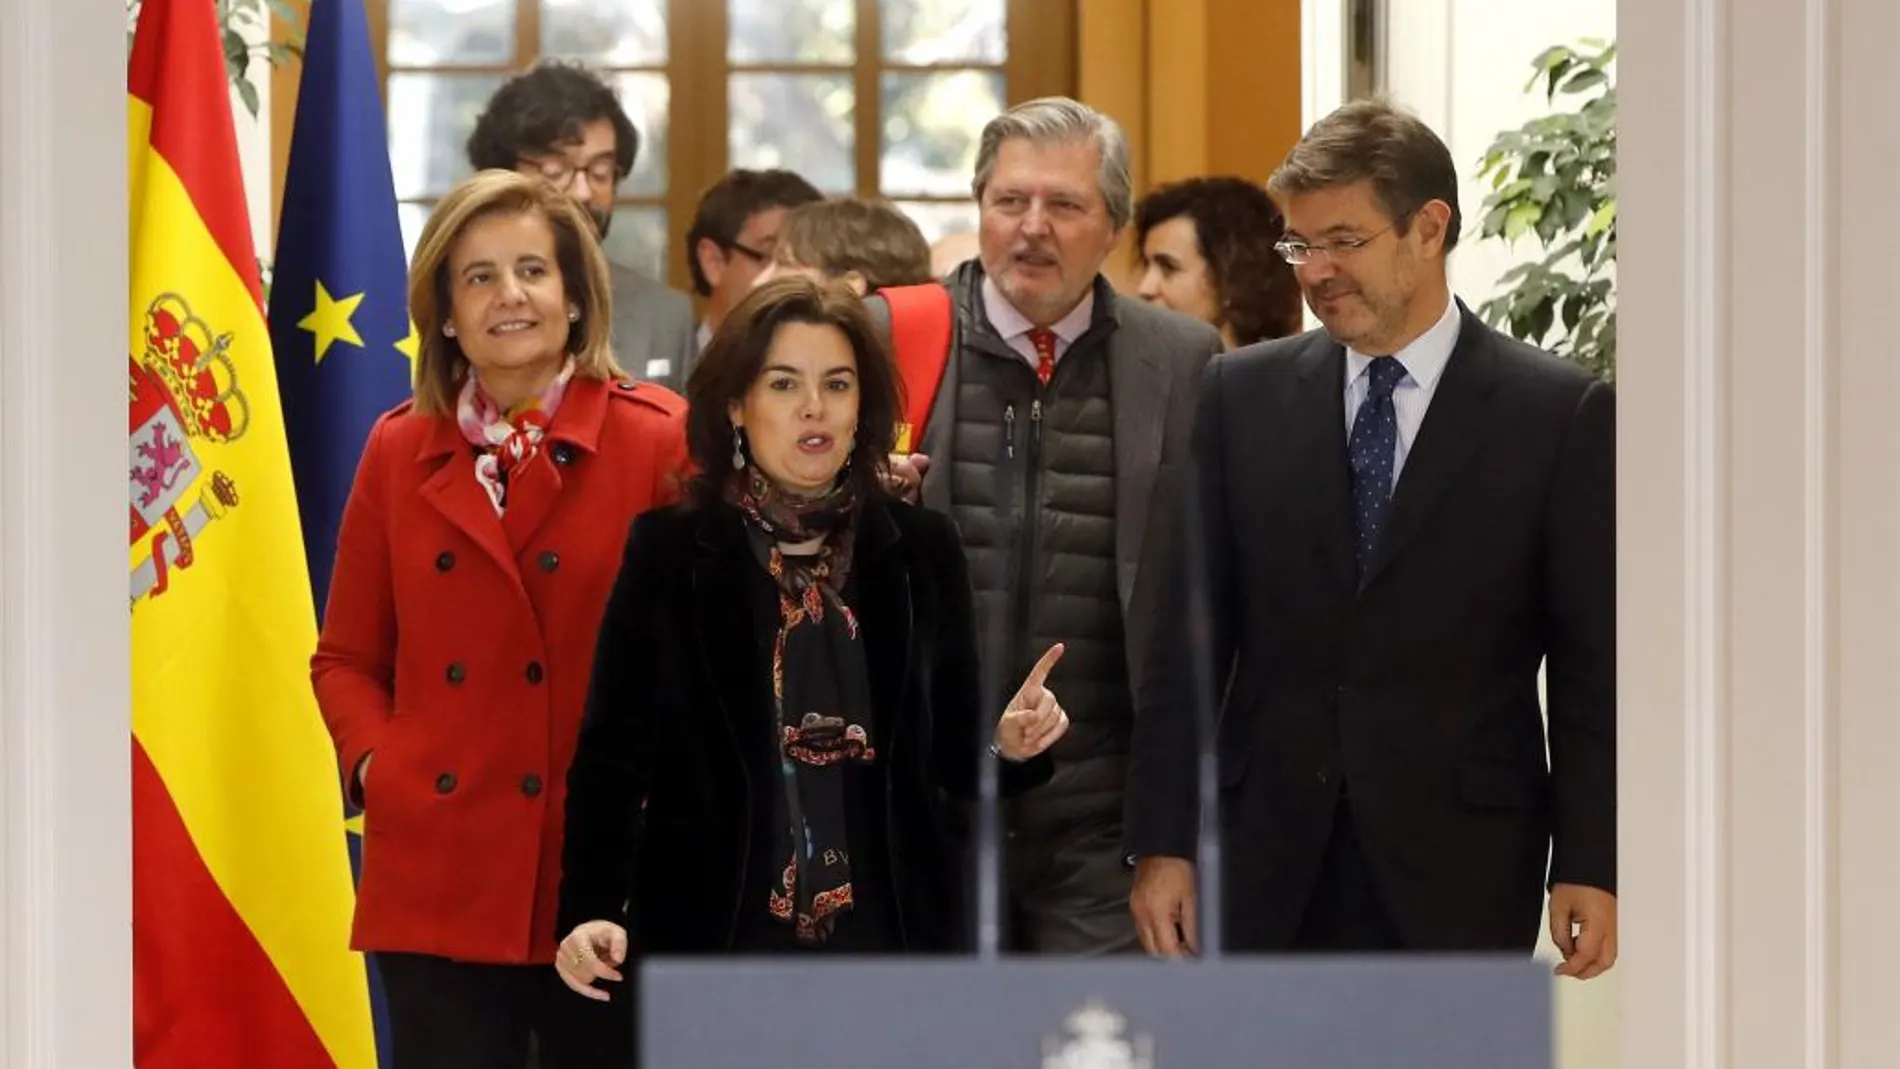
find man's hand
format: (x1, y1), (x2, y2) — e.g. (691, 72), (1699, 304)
(1130, 856), (1199, 957)
(1548, 883), (1618, 979)
(882, 451), (930, 502)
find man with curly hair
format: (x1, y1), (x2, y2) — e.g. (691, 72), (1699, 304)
(468, 61), (696, 390)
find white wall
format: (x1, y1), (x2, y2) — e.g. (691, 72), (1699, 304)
(0, 0), (132, 1064)
(1620, 0), (1900, 1062)
(1382, 0), (1616, 312)
(230, 12), (275, 262)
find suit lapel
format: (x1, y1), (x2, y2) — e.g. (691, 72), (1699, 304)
(1358, 315), (1502, 590)
(1110, 349), (1170, 610)
(1293, 343), (1357, 595)
(846, 504), (911, 754)
(415, 418), (519, 582)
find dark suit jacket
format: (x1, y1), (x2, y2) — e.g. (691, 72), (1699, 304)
(1125, 304), (1616, 951)
(558, 496), (1052, 954)
(609, 262), (696, 392)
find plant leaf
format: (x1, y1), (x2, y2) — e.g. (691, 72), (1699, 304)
(236, 76), (261, 118)
(1563, 69), (1609, 95)
(1503, 202), (1542, 241)
(1586, 199), (1617, 237)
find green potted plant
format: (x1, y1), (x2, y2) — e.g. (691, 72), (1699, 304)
(1474, 40), (1616, 382)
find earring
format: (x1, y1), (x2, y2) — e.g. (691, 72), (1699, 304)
(731, 428), (746, 470)
(442, 323), (457, 338)
(567, 306), (580, 322)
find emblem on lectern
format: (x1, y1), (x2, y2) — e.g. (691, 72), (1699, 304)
(1041, 999), (1154, 1069)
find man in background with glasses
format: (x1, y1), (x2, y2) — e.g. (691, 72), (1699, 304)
(468, 61), (697, 391)
(1126, 99), (1618, 981)
(683, 168), (822, 351)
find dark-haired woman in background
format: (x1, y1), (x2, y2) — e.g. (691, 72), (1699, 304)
(554, 276), (1070, 991)
(1134, 175), (1305, 348)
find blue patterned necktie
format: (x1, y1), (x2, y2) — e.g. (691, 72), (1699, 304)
(1347, 357), (1408, 578)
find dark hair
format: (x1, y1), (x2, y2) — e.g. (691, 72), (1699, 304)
(775, 197), (934, 292)
(1267, 97), (1463, 253)
(684, 169), (824, 297)
(1134, 176), (1304, 344)
(683, 275), (900, 506)
(466, 61), (639, 178)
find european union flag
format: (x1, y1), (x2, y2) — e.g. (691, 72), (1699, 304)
(269, 0), (415, 614)
(267, 3), (410, 1063)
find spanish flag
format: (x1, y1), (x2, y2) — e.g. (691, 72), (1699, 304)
(129, 0), (376, 1063)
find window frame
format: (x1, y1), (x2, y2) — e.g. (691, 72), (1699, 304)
(304, 0), (1073, 290)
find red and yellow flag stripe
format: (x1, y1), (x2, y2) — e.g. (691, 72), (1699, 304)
(129, 0), (374, 1064)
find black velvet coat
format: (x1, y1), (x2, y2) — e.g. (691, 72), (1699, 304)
(557, 496), (1053, 953)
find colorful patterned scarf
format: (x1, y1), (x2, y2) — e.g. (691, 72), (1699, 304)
(454, 358), (576, 515)
(727, 465), (875, 945)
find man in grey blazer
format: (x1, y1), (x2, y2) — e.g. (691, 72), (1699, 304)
(877, 98), (1223, 955)
(468, 61), (696, 391)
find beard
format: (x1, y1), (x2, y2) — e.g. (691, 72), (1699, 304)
(586, 203), (613, 239)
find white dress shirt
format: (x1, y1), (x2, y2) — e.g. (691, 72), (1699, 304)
(1343, 296), (1463, 484)
(980, 275), (1094, 370)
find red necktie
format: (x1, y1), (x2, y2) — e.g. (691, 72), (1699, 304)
(1028, 328), (1057, 386)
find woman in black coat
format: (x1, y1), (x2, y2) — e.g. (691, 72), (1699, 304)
(554, 276), (1068, 991)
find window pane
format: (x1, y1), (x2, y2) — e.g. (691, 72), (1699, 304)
(609, 73), (669, 197)
(388, 73), (508, 200)
(541, 0), (666, 64)
(600, 205), (668, 282)
(728, 0), (854, 63)
(893, 200), (977, 247)
(398, 202), (433, 264)
(881, 0), (1005, 64)
(729, 74), (854, 193)
(388, 0), (514, 66)
(880, 70), (1003, 196)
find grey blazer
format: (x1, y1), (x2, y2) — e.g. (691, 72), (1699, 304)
(609, 261), (697, 393)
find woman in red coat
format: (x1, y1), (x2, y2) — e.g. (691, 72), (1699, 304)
(311, 170), (685, 1069)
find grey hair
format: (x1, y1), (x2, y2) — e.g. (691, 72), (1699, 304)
(971, 97), (1133, 230)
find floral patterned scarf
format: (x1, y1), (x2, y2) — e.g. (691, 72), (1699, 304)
(454, 358), (576, 514)
(727, 465), (875, 945)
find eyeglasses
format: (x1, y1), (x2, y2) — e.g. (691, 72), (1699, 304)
(523, 155), (620, 189)
(1273, 206), (1420, 265)
(724, 239), (771, 263)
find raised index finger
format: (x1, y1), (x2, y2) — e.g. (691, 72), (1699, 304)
(1021, 643), (1066, 694)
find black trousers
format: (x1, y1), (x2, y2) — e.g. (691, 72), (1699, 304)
(1291, 800), (1406, 951)
(1007, 811), (1141, 955)
(377, 952), (634, 1069)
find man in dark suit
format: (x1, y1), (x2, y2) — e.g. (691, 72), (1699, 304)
(1125, 99), (1617, 978)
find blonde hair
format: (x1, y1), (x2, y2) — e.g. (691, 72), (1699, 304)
(408, 169), (622, 415)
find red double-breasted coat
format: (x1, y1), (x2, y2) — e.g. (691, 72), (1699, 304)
(312, 375), (686, 964)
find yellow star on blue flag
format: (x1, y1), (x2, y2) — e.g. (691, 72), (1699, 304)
(298, 280), (366, 363)
(395, 319), (420, 364)
(266, 0), (415, 617)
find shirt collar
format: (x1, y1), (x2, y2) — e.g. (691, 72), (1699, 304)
(980, 275), (1095, 344)
(1345, 295), (1462, 389)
